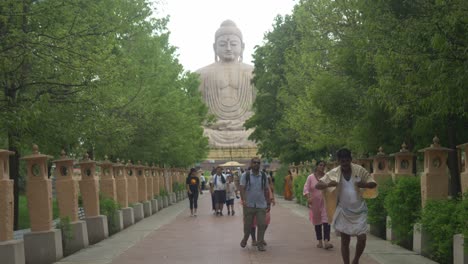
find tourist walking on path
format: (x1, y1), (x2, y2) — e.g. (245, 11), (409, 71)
(210, 166), (227, 216)
(186, 168), (202, 216)
(250, 176), (274, 247)
(225, 174), (237, 215)
(240, 157), (275, 251)
(200, 171), (206, 190)
(303, 160), (333, 249)
(316, 148), (377, 264)
(284, 170), (294, 200)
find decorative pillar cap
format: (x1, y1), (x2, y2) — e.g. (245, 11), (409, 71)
(21, 144), (53, 161)
(52, 149), (74, 164)
(418, 136), (453, 152)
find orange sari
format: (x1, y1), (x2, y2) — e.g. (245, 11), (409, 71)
(283, 174), (293, 200)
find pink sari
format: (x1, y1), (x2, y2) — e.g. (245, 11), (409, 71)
(303, 173), (328, 225)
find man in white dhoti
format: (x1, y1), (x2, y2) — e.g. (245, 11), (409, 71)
(316, 148), (377, 264)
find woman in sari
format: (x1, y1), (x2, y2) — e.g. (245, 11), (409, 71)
(283, 170), (293, 200)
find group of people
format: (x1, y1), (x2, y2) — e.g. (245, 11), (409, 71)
(185, 148), (377, 264)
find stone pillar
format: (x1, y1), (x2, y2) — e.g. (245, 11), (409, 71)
(113, 159), (134, 228)
(152, 164), (160, 197)
(456, 142), (468, 195)
(372, 147), (392, 184)
(99, 156), (123, 233)
(354, 157), (372, 173)
(99, 156), (116, 201)
(0, 149), (25, 264)
(136, 161), (151, 217)
(126, 161), (143, 222)
(453, 234), (467, 264)
(53, 151), (88, 256)
(418, 136), (452, 207)
(78, 154), (108, 245)
(21, 145), (63, 264)
(391, 142), (416, 180)
(146, 163), (157, 213)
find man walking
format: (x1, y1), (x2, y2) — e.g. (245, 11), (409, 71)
(210, 166), (227, 216)
(239, 157), (274, 251)
(316, 148), (377, 264)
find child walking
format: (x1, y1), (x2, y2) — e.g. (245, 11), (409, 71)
(226, 175), (237, 215)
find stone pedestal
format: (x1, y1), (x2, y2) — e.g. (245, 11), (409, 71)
(157, 197), (163, 210)
(413, 223), (430, 256)
(132, 203), (144, 222)
(453, 234), (467, 264)
(0, 239), (25, 264)
(126, 162), (139, 205)
(24, 229), (63, 264)
(63, 220), (88, 256)
(113, 160), (129, 208)
(85, 215), (108, 245)
(385, 216), (396, 242)
(121, 207), (134, 229)
(151, 199), (158, 213)
(112, 210), (124, 233)
(99, 158), (117, 201)
(142, 201), (152, 218)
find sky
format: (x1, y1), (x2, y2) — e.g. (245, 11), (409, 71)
(153, 0), (297, 72)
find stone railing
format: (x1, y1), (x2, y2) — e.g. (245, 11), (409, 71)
(0, 145), (189, 264)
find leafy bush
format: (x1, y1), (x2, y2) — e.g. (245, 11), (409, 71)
(367, 178), (394, 238)
(421, 195), (466, 264)
(273, 164), (289, 195)
(293, 174), (307, 206)
(99, 195), (121, 235)
(384, 176), (421, 249)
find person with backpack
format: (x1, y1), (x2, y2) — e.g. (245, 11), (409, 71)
(239, 157), (275, 251)
(210, 166), (227, 216)
(186, 168), (202, 216)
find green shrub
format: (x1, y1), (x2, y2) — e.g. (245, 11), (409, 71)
(367, 178), (394, 238)
(421, 195), (466, 264)
(293, 174), (307, 206)
(273, 164), (289, 195)
(384, 176), (421, 249)
(99, 195), (121, 235)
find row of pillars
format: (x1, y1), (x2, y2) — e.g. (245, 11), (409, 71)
(289, 137), (468, 206)
(0, 145), (188, 264)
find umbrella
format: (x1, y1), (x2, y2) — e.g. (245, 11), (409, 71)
(219, 161), (246, 167)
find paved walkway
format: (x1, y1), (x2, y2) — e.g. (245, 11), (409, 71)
(55, 193), (437, 264)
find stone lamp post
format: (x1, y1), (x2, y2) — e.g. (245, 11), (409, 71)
(53, 150), (89, 255)
(21, 144), (63, 264)
(145, 163), (158, 214)
(391, 143), (416, 179)
(371, 147), (392, 184)
(456, 142), (468, 195)
(113, 159), (134, 228)
(78, 153), (108, 245)
(0, 149), (24, 264)
(353, 157), (372, 173)
(99, 156), (123, 232)
(126, 161), (144, 222)
(136, 161), (151, 218)
(418, 136), (452, 207)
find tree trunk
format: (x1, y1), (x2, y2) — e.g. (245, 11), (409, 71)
(8, 132), (20, 230)
(447, 121), (461, 196)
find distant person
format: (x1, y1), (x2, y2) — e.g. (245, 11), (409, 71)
(210, 166), (227, 216)
(225, 174), (237, 215)
(316, 148), (377, 264)
(303, 161), (332, 249)
(186, 168), (202, 217)
(200, 171), (206, 190)
(284, 170), (294, 201)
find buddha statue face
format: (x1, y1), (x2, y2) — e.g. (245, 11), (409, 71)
(214, 34), (243, 62)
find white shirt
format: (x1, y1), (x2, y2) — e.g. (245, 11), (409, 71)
(210, 174), (226, 191)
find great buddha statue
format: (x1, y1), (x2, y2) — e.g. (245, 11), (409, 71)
(196, 20), (256, 148)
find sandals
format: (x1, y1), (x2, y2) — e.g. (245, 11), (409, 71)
(324, 243), (334, 249)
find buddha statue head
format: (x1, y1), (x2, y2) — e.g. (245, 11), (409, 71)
(213, 20), (245, 63)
